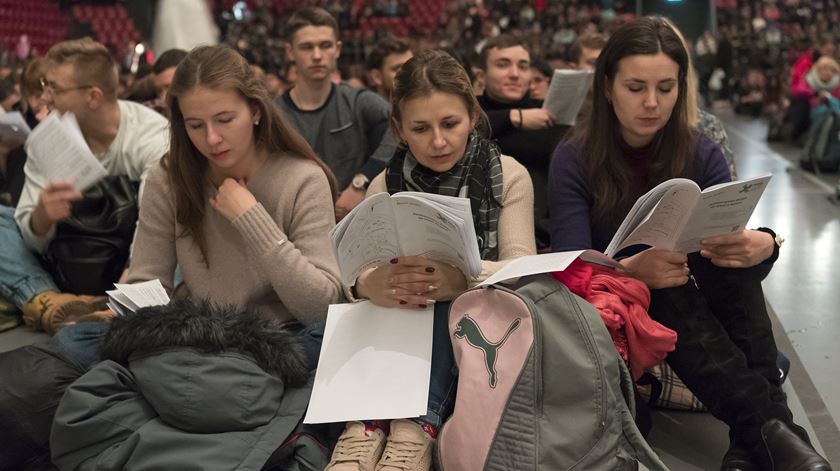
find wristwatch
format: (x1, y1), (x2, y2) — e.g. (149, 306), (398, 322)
(351, 173), (370, 191)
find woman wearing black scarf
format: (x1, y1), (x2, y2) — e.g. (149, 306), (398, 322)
(325, 50), (535, 471)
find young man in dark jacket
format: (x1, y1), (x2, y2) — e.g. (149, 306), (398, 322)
(474, 34), (567, 249)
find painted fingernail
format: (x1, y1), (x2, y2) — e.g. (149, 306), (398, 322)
(418, 304), (427, 309)
(390, 258), (398, 264)
(399, 300), (407, 305)
(425, 267), (435, 273)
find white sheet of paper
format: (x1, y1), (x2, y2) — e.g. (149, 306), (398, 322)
(542, 69), (593, 126)
(106, 301), (128, 317)
(304, 302), (434, 424)
(113, 279), (170, 309)
(479, 250), (621, 287)
(0, 111), (31, 145)
(24, 111), (107, 191)
(106, 289), (139, 314)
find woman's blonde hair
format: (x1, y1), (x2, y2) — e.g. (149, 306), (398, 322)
(813, 56), (840, 75)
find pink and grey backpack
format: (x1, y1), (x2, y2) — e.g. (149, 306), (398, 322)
(437, 275), (668, 471)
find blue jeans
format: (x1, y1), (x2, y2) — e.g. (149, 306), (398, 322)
(50, 321), (110, 372)
(50, 320), (328, 374)
(419, 301), (458, 428)
(0, 206), (58, 308)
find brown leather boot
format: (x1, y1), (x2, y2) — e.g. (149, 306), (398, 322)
(22, 291), (109, 334)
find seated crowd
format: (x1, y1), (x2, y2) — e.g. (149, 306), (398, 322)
(0, 6), (833, 471)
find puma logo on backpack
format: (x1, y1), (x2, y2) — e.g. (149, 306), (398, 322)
(453, 315), (521, 388)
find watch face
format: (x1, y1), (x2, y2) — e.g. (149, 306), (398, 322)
(353, 175), (368, 189)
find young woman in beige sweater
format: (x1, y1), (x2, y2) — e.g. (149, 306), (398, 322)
(43, 45), (343, 374)
(326, 50), (535, 471)
(109, 46), (346, 375)
(126, 45), (343, 333)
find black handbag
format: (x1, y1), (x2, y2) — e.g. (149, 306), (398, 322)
(43, 176), (140, 296)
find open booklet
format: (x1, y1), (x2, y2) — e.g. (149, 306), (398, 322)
(106, 279), (170, 316)
(24, 111), (107, 192)
(0, 111), (31, 146)
(605, 174), (772, 258)
(330, 191), (482, 286)
(542, 69), (593, 126)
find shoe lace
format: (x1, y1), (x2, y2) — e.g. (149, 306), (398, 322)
(332, 433), (380, 462)
(377, 437), (425, 469)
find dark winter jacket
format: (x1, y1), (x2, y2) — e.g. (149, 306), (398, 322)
(0, 343), (83, 471)
(50, 300), (313, 471)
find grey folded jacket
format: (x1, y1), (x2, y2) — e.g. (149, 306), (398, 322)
(50, 300), (313, 471)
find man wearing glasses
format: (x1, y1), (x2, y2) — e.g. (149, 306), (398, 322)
(0, 37), (168, 333)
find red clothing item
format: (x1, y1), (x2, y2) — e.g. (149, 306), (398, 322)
(790, 49), (815, 97)
(551, 258), (677, 380)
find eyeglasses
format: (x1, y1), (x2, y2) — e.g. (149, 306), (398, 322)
(39, 77), (94, 95)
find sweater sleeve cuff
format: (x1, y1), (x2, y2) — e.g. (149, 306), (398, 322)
(754, 227), (781, 265)
(19, 212), (56, 254)
(231, 203), (288, 254)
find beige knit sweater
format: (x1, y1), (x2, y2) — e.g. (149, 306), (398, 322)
(367, 155), (536, 284)
(126, 154), (344, 325)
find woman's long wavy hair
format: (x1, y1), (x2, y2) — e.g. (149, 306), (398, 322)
(568, 16), (696, 221)
(166, 45), (338, 262)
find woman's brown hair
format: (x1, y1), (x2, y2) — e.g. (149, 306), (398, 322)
(166, 45), (338, 261)
(390, 49), (489, 139)
(20, 58), (47, 102)
(567, 16), (695, 221)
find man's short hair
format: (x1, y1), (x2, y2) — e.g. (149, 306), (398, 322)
(153, 49), (188, 75)
(45, 37), (118, 100)
(568, 32), (608, 64)
(286, 6), (339, 43)
(531, 57), (553, 78)
(365, 36), (411, 71)
(478, 34), (528, 70)
(0, 77), (16, 103)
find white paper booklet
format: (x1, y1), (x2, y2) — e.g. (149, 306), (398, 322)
(24, 111), (107, 192)
(304, 301), (434, 424)
(330, 191), (482, 285)
(605, 174), (772, 258)
(479, 250), (621, 287)
(0, 111), (31, 145)
(106, 279), (170, 316)
(542, 69), (593, 126)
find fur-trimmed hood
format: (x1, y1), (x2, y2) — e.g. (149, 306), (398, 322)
(51, 299), (317, 470)
(103, 299), (308, 387)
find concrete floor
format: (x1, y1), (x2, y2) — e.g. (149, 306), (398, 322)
(0, 106), (837, 470)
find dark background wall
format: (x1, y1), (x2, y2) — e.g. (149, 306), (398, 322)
(639, 0), (714, 42)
